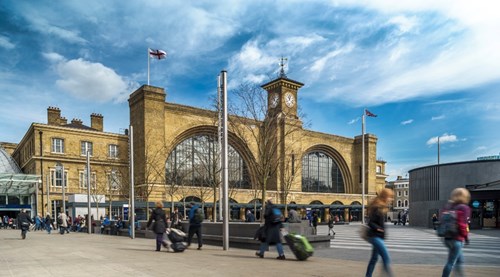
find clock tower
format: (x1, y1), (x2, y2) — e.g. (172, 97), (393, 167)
(262, 77), (303, 119)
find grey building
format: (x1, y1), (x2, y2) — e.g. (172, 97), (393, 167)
(409, 160), (500, 229)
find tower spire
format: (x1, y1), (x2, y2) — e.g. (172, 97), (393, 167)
(279, 56), (288, 78)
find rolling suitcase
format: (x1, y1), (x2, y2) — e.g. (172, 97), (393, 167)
(166, 228), (187, 252)
(284, 233), (314, 261)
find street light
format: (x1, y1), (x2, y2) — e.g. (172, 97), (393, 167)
(55, 162), (66, 214)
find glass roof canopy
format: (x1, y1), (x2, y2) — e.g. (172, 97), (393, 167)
(0, 173), (39, 194)
(0, 146), (40, 195)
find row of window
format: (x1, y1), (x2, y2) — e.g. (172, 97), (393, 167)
(397, 200), (409, 207)
(395, 183), (409, 188)
(51, 138), (119, 158)
(49, 169), (121, 190)
(396, 191), (409, 197)
(165, 135), (347, 194)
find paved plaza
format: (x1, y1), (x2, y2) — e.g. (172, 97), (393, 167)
(0, 224), (499, 277)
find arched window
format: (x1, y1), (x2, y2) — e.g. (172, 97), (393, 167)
(404, 200), (408, 207)
(166, 135), (250, 188)
(302, 151), (344, 193)
(397, 200), (401, 207)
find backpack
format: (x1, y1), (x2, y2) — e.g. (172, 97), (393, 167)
(193, 208), (204, 224)
(270, 207), (282, 223)
(437, 207), (458, 238)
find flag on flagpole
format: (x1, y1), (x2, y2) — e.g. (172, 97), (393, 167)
(365, 109), (377, 117)
(147, 48), (167, 85)
(149, 49), (167, 60)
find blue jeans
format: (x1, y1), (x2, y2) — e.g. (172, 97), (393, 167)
(259, 242), (284, 256)
(366, 236), (392, 277)
(46, 224), (52, 234)
(442, 239), (464, 277)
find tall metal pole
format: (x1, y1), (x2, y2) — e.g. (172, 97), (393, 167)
(46, 175), (50, 217)
(86, 151), (91, 234)
(147, 49), (150, 86)
(361, 111), (366, 224)
(129, 125), (135, 239)
(62, 164), (66, 215)
(221, 70), (229, 250)
(217, 74), (223, 221)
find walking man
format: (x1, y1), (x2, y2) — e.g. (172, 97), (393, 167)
(187, 202), (204, 250)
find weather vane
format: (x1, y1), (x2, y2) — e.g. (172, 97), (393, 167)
(279, 56), (288, 78)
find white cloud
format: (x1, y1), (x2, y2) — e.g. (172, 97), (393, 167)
(474, 146), (487, 152)
(387, 15), (418, 34)
(426, 133), (459, 145)
(401, 119), (413, 125)
(431, 115), (445, 121)
(0, 36), (15, 49)
(348, 117), (360, 125)
(46, 54), (138, 103)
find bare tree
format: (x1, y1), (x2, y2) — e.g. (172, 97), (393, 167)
(281, 151), (301, 217)
(228, 82), (303, 220)
(139, 137), (166, 220)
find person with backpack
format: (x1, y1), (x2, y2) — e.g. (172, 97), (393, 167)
(328, 213), (335, 236)
(45, 213), (55, 234)
(57, 212), (68, 235)
(365, 188), (394, 277)
(255, 198), (286, 260)
(17, 209), (34, 239)
(187, 202), (203, 250)
(440, 188), (471, 277)
(146, 201), (168, 252)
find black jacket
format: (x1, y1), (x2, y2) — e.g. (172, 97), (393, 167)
(263, 204), (282, 245)
(147, 208), (167, 234)
(367, 207), (386, 239)
(17, 212), (33, 228)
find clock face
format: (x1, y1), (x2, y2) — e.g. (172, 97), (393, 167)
(270, 93), (279, 108)
(285, 93), (295, 108)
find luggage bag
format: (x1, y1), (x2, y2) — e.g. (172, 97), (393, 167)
(166, 228), (187, 252)
(284, 233), (314, 261)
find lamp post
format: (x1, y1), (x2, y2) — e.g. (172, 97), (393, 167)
(55, 162), (66, 214)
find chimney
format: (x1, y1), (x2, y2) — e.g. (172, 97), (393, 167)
(71, 118), (83, 125)
(47, 107), (61, 125)
(90, 113), (103, 131)
(60, 117), (67, 125)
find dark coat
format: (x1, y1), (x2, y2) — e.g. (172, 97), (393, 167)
(147, 208), (167, 234)
(263, 204), (282, 245)
(367, 206), (386, 239)
(17, 212), (33, 229)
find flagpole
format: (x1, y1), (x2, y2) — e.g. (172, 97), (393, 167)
(362, 109), (366, 224)
(147, 48), (150, 86)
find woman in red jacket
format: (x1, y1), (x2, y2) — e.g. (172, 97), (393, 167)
(442, 188), (471, 277)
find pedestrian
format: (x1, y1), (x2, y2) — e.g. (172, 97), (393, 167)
(3, 215), (9, 229)
(287, 208), (301, 223)
(34, 214), (42, 231)
(187, 202), (204, 250)
(170, 207), (181, 230)
(311, 212), (318, 235)
(245, 209), (256, 222)
(146, 201), (168, 252)
(45, 213), (55, 234)
(328, 214), (335, 236)
(402, 212), (408, 226)
(57, 212), (68, 235)
(441, 188), (471, 277)
(17, 209), (34, 239)
(365, 188), (394, 277)
(432, 213), (439, 230)
(255, 198), (286, 260)
(100, 215), (111, 234)
(397, 211), (402, 225)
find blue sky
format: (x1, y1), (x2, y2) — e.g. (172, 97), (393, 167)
(1, 0), (499, 181)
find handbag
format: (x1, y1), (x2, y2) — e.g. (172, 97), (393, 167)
(254, 225), (266, 242)
(359, 224), (370, 242)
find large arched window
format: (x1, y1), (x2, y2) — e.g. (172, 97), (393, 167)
(302, 151), (344, 193)
(166, 135), (250, 189)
